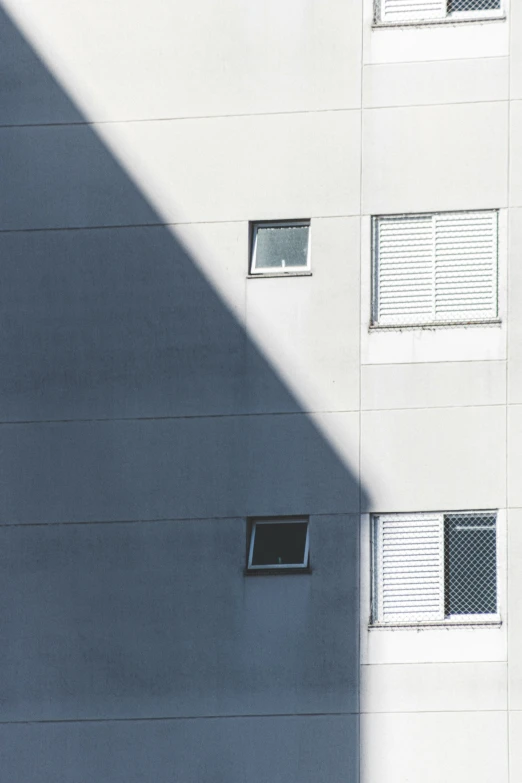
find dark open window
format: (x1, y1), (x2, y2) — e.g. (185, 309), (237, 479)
(247, 518), (310, 571)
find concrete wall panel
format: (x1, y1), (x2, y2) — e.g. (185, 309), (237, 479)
(509, 102), (522, 207)
(363, 57), (509, 109)
(0, 111), (361, 231)
(361, 361), (506, 411)
(361, 662), (507, 713)
(362, 102), (509, 215)
(507, 208), (522, 402)
(0, 413), (360, 525)
(246, 217), (360, 414)
(0, 715), (357, 783)
(509, 712), (522, 783)
(361, 711), (508, 783)
(1, 0), (362, 122)
(361, 405), (506, 512)
(510, 0), (522, 100)
(507, 509), (522, 708)
(0, 224), (254, 422)
(0, 515), (358, 721)
(507, 407), (522, 508)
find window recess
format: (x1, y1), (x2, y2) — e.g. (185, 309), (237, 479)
(372, 210), (499, 328)
(247, 518), (310, 572)
(371, 511), (498, 625)
(250, 221), (311, 276)
(376, 0), (503, 25)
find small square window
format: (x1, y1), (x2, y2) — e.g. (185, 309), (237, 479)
(247, 518), (310, 571)
(250, 221), (310, 275)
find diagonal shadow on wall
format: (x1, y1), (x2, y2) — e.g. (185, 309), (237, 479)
(0, 6), (370, 783)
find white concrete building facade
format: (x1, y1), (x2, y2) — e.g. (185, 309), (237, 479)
(0, 0), (519, 781)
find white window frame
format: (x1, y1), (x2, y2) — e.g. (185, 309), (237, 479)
(247, 517), (310, 571)
(250, 220), (311, 276)
(371, 209), (500, 329)
(374, 0), (505, 26)
(371, 510), (500, 627)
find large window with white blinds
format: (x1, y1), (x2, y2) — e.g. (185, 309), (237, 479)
(376, 0), (503, 25)
(372, 210), (499, 328)
(371, 511), (498, 625)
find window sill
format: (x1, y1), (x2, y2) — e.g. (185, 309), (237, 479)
(369, 618), (502, 630)
(247, 271), (312, 279)
(244, 566), (312, 576)
(369, 318), (501, 332)
(372, 14), (505, 29)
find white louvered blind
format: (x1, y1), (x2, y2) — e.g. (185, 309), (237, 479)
(379, 0), (445, 23)
(373, 211), (498, 326)
(374, 514), (444, 623)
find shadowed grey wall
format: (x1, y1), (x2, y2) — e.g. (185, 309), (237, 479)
(0, 6), (366, 781)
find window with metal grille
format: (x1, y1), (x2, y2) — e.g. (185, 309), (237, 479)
(372, 210), (499, 327)
(376, 0), (503, 24)
(371, 511), (498, 625)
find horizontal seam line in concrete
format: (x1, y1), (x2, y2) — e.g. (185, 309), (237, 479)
(361, 358), (506, 367)
(0, 712), (355, 726)
(0, 402), (508, 428)
(0, 93), (515, 130)
(361, 660), (506, 667)
(362, 54), (506, 67)
(359, 708), (507, 715)
(2, 207), (517, 234)
(362, 97), (509, 111)
(361, 402), (507, 413)
(0, 409), (357, 427)
(0, 215), (357, 234)
(0, 106), (360, 131)
(0, 511), (358, 529)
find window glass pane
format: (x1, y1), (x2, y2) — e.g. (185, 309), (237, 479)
(447, 0), (500, 11)
(251, 522), (308, 566)
(444, 513), (497, 615)
(254, 225), (309, 270)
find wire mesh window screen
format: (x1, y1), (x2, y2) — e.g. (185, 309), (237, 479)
(444, 512), (497, 615)
(372, 511), (498, 625)
(447, 0), (501, 10)
(376, 0), (502, 23)
(372, 211), (498, 327)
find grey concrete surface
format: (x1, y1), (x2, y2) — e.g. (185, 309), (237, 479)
(0, 414), (360, 524)
(0, 8), (365, 782)
(0, 6), (82, 126)
(0, 515), (358, 721)
(0, 715), (358, 783)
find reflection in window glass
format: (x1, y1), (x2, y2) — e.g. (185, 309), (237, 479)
(252, 223), (309, 272)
